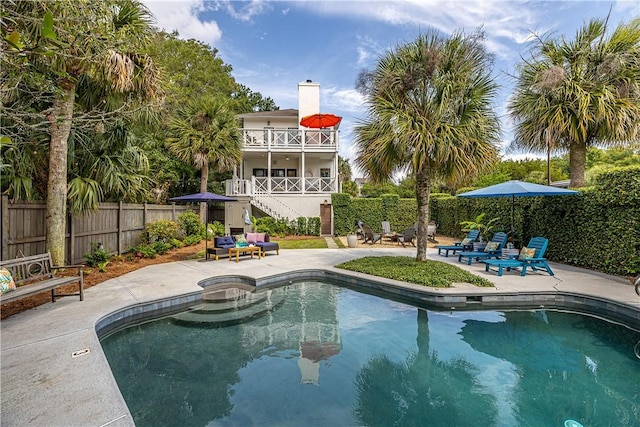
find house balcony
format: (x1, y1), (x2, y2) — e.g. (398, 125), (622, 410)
(241, 128), (337, 151)
(226, 176), (337, 196)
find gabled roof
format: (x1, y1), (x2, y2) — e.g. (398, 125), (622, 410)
(237, 109), (298, 119)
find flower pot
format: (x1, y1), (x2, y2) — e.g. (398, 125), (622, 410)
(347, 234), (358, 248)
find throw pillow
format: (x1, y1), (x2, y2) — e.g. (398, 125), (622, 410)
(246, 233), (258, 244)
(0, 268), (16, 294)
(484, 241), (500, 252)
(256, 233), (266, 243)
(519, 247), (536, 260)
(461, 238), (473, 245)
(234, 235), (248, 248)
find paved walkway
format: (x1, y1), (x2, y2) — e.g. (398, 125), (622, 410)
(1, 247), (639, 426)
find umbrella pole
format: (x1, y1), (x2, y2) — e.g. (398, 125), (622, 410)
(511, 194), (515, 247)
(205, 203), (208, 260)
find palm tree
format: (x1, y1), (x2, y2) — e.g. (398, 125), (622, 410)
(1, 0), (161, 265)
(354, 30), (500, 260)
(166, 97), (241, 221)
(508, 17), (640, 188)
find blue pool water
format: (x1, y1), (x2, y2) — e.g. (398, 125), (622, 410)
(101, 281), (640, 426)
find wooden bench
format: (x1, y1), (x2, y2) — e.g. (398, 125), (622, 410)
(0, 253), (84, 305)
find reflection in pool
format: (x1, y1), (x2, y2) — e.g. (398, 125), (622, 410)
(101, 281), (640, 426)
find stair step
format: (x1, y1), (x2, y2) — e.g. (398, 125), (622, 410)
(171, 288), (286, 328)
(190, 292), (268, 314)
(203, 283), (255, 302)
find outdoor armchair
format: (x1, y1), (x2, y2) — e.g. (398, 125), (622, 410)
(436, 229), (480, 257)
(483, 237), (553, 277)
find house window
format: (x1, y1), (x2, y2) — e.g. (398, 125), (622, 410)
(271, 169), (285, 177)
(286, 169), (297, 177)
(253, 168), (268, 177)
(320, 168), (331, 178)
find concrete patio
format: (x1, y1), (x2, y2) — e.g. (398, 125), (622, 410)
(1, 246), (639, 426)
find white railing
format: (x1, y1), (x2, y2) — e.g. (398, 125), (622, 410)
(252, 193), (304, 220)
(226, 177), (335, 196)
(241, 129), (336, 150)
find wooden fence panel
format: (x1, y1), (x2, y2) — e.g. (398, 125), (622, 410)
(0, 196), (191, 264)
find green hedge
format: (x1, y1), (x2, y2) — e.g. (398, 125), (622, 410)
(332, 166), (640, 276)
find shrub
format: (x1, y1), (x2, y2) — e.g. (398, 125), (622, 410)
(85, 242), (109, 267)
(297, 217), (308, 235)
(208, 221), (225, 237)
(177, 210), (205, 237)
(152, 241), (171, 255)
(183, 235), (202, 246)
(132, 244), (157, 259)
(144, 220), (179, 244)
(307, 217), (321, 236)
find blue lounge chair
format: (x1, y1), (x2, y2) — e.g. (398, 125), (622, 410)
(436, 229), (480, 257)
(483, 237), (554, 277)
(457, 232), (508, 265)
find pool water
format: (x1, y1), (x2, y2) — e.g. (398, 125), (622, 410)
(101, 281), (640, 427)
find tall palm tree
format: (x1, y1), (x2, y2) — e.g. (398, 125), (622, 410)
(509, 17), (640, 187)
(166, 97), (241, 221)
(1, 0), (161, 264)
(354, 30), (500, 260)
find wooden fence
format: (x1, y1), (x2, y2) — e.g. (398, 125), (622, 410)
(0, 195), (198, 264)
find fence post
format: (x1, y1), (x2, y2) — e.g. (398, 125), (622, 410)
(68, 210), (75, 264)
(118, 201), (123, 255)
(1, 195), (9, 260)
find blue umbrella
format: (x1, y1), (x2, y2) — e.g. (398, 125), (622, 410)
(457, 181), (578, 245)
(169, 192), (237, 259)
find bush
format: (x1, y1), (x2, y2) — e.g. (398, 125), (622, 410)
(297, 217), (308, 235)
(85, 242), (110, 267)
(183, 235), (202, 246)
(177, 210), (205, 238)
(144, 220), (179, 244)
(307, 217), (321, 236)
(208, 221), (225, 237)
(152, 241), (171, 255)
(132, 244), (157, 259)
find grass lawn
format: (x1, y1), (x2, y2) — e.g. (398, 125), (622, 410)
(271, 236), (328, 249)
(336, 256), (493, 288)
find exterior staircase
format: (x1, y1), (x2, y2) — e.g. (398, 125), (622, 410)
(251, 193), (304, 220)
(171, 284), (287, 328)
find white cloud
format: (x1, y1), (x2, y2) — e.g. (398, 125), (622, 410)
(142, 0), (222, 44)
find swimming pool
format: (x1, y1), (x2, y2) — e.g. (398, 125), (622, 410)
(101, 281), (640, 427)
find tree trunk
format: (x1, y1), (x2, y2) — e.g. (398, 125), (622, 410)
(569, 141), (586, 188)
(46, 81), (75, 266)
(415, 164), (431, 261)
(199, 162), (209, 223)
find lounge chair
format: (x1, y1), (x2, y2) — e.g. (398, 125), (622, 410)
(457, 232), (508, 265)
(355, 221), (366, 240)
(397, 227), (416, 247)
(436, 229), (480, 257)
(381, 220), (396, 241)
(483, 237), (554, 277)
(362, 224), (382, 244)
(427, 222), (437, 241)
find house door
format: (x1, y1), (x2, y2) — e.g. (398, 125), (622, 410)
(320, 202), (332, 235)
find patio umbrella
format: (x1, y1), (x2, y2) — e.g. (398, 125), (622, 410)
(169, 192), (236, 260)
(457, 180), (578, 245)
(300, 113), (342, 129)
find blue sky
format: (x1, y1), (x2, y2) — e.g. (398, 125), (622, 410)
(142, 0), (639, 175)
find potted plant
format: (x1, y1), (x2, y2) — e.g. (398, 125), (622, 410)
(459, 213), (500, 250)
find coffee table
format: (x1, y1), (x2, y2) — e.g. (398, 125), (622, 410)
(228, 246), (261, 262)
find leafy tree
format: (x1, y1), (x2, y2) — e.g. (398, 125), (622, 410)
(509, 16), (640, 187)
(1, 0), (161, 264)
(354, 30), (500, 260)
(341, 180), (359, 197)
(166, 96), (241, 220)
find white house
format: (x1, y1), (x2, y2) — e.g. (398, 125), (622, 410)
(224, 80), (339, 235)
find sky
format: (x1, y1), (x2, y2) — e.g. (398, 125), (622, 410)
(141, 0), (639, 175)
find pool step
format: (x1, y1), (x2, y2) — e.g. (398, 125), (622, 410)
(202, 283), (256, 302)
(171, 287), (286, 328)
(191, 292), (269, 314)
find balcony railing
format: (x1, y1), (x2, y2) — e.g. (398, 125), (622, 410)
(226, 177), (337, 196)
(241, 128), (336, 149)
